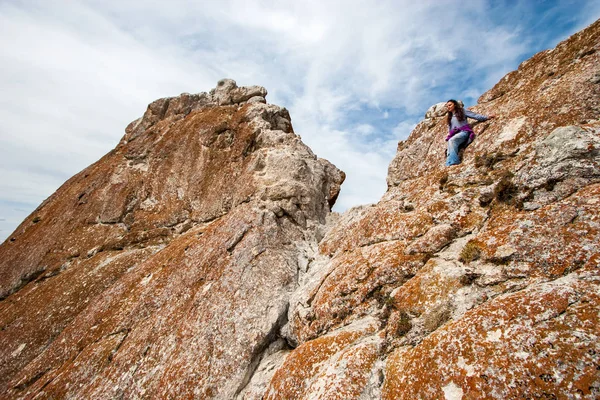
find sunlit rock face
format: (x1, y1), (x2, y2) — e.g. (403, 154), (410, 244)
(270, 19), (600, 400)
(1, 19), (599, 400)
(0, 79), (344, 399)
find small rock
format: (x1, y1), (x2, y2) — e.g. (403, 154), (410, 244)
(232, 85), (267, 103)
(405, 224), (456, 255)
(247, 96), (267, 104)
(522, 202), (541, 211)
(211, 78), (238, 105)
(494, 244), (516, 260)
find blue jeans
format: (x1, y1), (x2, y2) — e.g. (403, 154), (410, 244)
(446, 131), (470, 166)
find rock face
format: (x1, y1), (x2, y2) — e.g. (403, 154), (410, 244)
(1, 19), (600, 400)
(273, 19), (599, 399)
(0, 79), (344, 399)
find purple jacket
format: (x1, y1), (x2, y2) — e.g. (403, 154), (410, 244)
(446, 110), (489, 142)
(446, 124), (474, 141)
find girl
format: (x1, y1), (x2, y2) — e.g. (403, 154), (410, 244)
(445, 99), (495, 166)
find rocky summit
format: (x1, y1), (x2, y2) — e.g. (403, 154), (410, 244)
(1, 19), (599, 400)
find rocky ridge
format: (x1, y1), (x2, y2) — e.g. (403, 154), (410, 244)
(265, 19), (600, 399)
(1, 19), (600, 400)
(0, 79), (343, 398)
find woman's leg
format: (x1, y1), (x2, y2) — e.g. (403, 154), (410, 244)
(446, 131), (470, 166)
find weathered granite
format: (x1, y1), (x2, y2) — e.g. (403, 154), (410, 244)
(272, 18), (600, 399)
(1, 18), (600, 400)
(0, 80), (344, 399)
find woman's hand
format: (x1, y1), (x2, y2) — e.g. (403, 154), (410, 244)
(488, 114), (497, 119)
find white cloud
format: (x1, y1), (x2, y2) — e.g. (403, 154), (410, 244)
(354, 124), (376, 136)
(392, 120), (420, 142)
(0, 0), (598, 240)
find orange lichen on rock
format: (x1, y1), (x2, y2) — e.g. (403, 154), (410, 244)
(390, 260), (462, 317)
(1, 18), (600, 400)
(265, 318), (380, 400)
(0, 80), (344, 399)
(290, 241), (426, 343)
(319, 207), (433, 256)
(476, 183), (600, 278)
(382, 275), (600, 399)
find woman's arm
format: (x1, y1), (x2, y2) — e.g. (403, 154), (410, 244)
(465, 109), (495, 121)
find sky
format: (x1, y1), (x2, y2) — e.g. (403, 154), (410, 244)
(1, 1), (599, 242)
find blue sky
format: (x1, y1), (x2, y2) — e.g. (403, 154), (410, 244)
(1, 0), (599, 241)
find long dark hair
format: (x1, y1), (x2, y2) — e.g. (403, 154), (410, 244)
(446, 99), (465, 126)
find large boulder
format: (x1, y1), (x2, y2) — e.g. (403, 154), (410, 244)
(0, 80), (344, 399)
